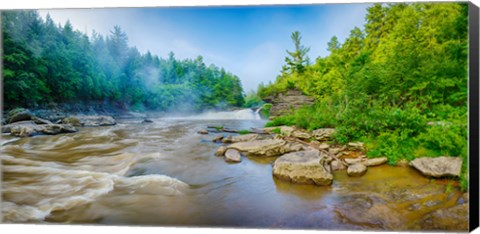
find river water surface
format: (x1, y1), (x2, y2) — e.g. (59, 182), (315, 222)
(1, 110), (464, 230)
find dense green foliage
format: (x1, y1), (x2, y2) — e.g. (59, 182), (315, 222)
(2, 11), (244, 111)
(259, 3), (468, 190)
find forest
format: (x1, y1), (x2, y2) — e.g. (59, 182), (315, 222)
(254, 3), (469, 190)
(2, 11), (245, 112)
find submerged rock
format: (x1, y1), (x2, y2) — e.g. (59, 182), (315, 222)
(272, 150), (333, 186)
(197, 129), (209, 134)
(6, 108), (33, 124)
(227, 139), (303, 157)
(142, 119), (153, 123)
(419, 203), (468, 231)
(62, 115), (116, 127)
(224, 149), (242, 163)
(347, 163), (368, 177)
(222, 134), (258, 143)
(409, 156), (462, 178)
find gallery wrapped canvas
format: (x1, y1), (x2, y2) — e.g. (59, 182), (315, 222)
(1, 0), (478, 232)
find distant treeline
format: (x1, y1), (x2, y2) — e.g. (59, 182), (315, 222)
(2, 11), (244, 111)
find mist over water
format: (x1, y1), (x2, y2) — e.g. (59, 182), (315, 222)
(1, 110), (462, 229)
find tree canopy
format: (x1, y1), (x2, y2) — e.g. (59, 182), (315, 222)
(2, 11), (245, 111)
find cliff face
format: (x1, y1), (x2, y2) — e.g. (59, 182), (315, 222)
(264, 89), (315, 118)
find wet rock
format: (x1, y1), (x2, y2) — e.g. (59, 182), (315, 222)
(365, 157), (388, 167)
(31, 116), (52, 125)
(215, 146), (227, 156)
(419, 203), (468, 231)
(62, 115), (116, 127)
(212, 135), (224, 143)
(347, 142), (365, 151)
(224, 149), (241, 163)
(347, 163), (368, 177)
(6, 108), (33, 124)
(2, 121), (35, 133)
(142, 119), (153, 123)
(312, 128), (335, 141)
(409, 156), (462, 178)
(222, 134), (258, 143)
(331, 159), (347, 171)
(273, 150), (333, 186)
(227, 139), (303, 157)
(197, 129), (209, 134)
(9, 123), (78, 137)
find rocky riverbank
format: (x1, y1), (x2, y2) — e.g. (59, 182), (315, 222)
(199, 124), (469, 231)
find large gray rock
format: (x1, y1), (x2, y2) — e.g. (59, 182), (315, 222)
(347, 163), (368, 177)
(5, 108), (33, 124)
(409, 157), (462, 178)
(7, 122), (78, 137)
(312, 128), (335, 141)
(62, 115), (116, 127)
(222, 134), (258, 143)
(224, 149), (242, 163)
(227, 139), (303, 157)
(272, 150), (333, 185)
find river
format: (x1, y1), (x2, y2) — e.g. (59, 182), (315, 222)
(1, 109), (465, 230)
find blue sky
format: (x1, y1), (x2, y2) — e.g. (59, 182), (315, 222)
(39, 4), (370, 91)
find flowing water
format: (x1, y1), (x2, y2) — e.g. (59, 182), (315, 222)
(1, 109), (465, 230)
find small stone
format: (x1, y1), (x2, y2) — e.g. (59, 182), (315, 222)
(197, 129), (209, 134)
(347, 163), (368, 177)
(212, 135), (224, 142)
(331, 159), (347, 171)
(364, 157), (388, 167)
(215, 146), (227, 156)
(224, 149), (241, 163)
(345, 158), (364, 165)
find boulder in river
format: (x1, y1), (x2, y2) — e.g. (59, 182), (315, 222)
(227, 139), (303, 157)
(263, 126), (295, 136)
(5, 108), (33, 124)
(409, 156), (462, 178)
(197, 129), (209, 134)
(272, 150), (333, 186)
(347, 163), (368, 177)
(61, 115), (116, 127)
(224, 149), (242, 163)
(222, 134), (258, 143)
(6, 121), (78, 137)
